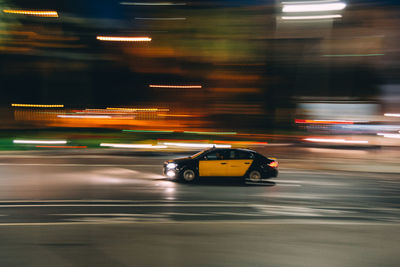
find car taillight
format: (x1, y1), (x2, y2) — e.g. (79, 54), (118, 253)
(268, 161), (278, 168)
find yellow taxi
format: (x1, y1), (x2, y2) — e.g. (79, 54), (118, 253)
(163, 148), (278, 183)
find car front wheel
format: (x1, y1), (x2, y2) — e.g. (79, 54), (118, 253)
(181, 169), (197, 183)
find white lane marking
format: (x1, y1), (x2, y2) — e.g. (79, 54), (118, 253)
(0, 200), (247, 204)
(0, 220), (397, 227)
(276, 184), (302, 187)
(276, 179), (346, 186)
(52, 213), (166, 217)
(0, 204), (258, 208)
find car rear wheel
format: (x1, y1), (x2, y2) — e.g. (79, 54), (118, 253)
(248, 170), (262, 183)
(181, 169), (197, 183)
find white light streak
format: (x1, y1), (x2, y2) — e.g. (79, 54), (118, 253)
(304, 138), (368, 144)
(96, 36), (151, 42)
(281, 0), (341, 4)
(100, 143), (167, 149)
(384, 113), (400, 117)
(282, 2), (346, 13)
(163, 142), (231, 148)
(57, 115), (112, 119)
(13, 140), (67, 144)
(282, 14), (342, 20)
(377, 133), (400, 139)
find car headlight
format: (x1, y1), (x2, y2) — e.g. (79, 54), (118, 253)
(166, 162), (177, 169)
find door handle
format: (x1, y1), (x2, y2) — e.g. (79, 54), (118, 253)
(244, 162), (250, 164)
(220, 163), (227, 165)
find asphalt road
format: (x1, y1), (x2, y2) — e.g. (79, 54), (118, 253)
(0, 151), (399, 266)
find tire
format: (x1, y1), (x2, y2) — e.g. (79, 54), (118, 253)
(247, 170), (262, 183)
(180, 169), (197, 183)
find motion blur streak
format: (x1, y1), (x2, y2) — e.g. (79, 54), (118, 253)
(96, 36), (152, 42)
(2, 10), (58, 17)
(13, 140), (67, 144)
(149, 85), (202, 89)
(57, 115), (112, 119)
(100, 143), (167, 149)
(120, 2), (187, 5)
(281, 14), (342, 20)
(183, 131), (237, 135)
(384, 113), (400, 117)
(304, 138), (368, 144)
(36, 146), (87, 148)
(295, 119), (354, 124)
(122, 130), (174, 133)
(282, 2), (346, 13)
(214, 140), (268, 145)
(135, 17), (186, 20)
(323, 54), (384, 57)
(163, 142), (231, 148)
(106, 108), (167, 111)
(12, 104), (64, 108)
(377, 134), (400, 139)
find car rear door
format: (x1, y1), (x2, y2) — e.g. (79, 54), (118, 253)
(226, 150), (254, 176)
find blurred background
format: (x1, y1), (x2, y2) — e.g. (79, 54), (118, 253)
(1, 1), (400, 266)
(0, 0), (399, 150)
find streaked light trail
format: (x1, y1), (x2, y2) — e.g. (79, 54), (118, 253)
(323, 54), (384, 57)
(377, 133), (400, 139)
(12, 104), (64, 108)
(163, 142), (231, 148)
(295, 119), (354, 124)
(304, 138), (368, 144)
(3, 10), (59, 17)
(96, 36), (151, 42)
(149, 85), (202, 89)
(282, 14), (342, 20)
(100, 143), (167, 149)
(13, 140), (67, 144)
(120, 2), (186, 5)
(282, 2), (346, 13)
(57, 115), (112, 119)
(384, 113), (400, 117)
(107, 108), (168, 111)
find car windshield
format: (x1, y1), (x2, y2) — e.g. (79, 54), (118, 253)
(190, 150), (208, 159)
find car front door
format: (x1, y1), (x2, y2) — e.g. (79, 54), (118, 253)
(198, 150), (229, 176)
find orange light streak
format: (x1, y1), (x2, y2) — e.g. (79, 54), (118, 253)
(106, 107), (169, 112)
(214, 140), (268, 145)
(3, 10), (58, 17)
(295, 119), (354, 124)
(12, 103), (64, 108)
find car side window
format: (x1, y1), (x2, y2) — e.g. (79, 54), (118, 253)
(203, 150), (228, 160)
(233, 150), (254, 159)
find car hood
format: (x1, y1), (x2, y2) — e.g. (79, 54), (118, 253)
(168, 157), (192, 164)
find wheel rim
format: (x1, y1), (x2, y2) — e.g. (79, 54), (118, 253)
(183, 170), (195, 181)
(249, 171), (261, 182)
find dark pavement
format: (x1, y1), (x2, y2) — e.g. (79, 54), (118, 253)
(0, 150), (399, 266)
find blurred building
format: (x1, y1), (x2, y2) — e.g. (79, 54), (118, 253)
(0, 0), (399, 130)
